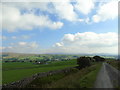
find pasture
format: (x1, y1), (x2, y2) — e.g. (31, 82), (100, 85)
(2, 59), (77, 84)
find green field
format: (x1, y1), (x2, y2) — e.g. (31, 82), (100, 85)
(2, 53), (109, 87)
(3, 62), (39, 70)
(3, 60), (77, 84)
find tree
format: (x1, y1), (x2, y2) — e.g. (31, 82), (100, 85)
(77, 56), (91, 69)
(93, 56), (105, 62)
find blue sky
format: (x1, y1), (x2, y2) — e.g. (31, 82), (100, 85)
(1, 0), (118, 55)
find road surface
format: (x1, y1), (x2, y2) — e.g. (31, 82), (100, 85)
(94, 62), (120, 88)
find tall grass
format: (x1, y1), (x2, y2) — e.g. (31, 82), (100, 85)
(26, 68), (79, 88)
(107, 60), (120, 71)
(26, 63), (102, 88)
(48, 63), (102, 88)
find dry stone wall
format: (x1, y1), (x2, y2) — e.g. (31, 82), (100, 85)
(3, 67), (75, 88)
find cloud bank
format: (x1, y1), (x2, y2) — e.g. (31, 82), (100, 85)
(1, 0), (118, 32)
(92, 1), (118, 23)
(2, 4), (63, 32)
(1, 1), (118, 55)
(52, 32), (118, 54)
(2, 42), (44, 54)
(2, 32), (118, 54)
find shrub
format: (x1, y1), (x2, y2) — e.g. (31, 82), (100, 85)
(77, 56), (91, 69)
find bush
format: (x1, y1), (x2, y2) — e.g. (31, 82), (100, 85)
(77, 56), (91, 69)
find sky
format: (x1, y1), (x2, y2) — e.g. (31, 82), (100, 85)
(0, 0), (119, 55)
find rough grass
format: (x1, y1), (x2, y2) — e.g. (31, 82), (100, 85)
(25, 63), (102, 88)
(2, 60), (77, 84)
(26, 68), (79, 88)
(0, 60), (2, 85)
(107, 60), (120, 71)
(48, 63), (102, 88)
(107, 60), (120, 89)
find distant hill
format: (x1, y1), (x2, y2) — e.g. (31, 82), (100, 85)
(2, 52), (40, 58)
(1, 52), (118, 59)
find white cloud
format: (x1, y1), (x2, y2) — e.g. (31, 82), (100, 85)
(0, 47), (6, 50)
(52, 1), (78, 21)
(62, 34), (75, 42)
(92, 1), (118, 23)
(21, 35), (31, 39)
(52, 32), (118, 54)
(2, 4), (63, 32)
(15, 2), (49, 11)
(11, 36), (17, 39)
(2, 35), (32, 42)
(54, 42), (64, 47)
(0, 3), (2, 31)
(2, 41), (44, 53)
(4, 2), (54, 14)
(18, 42), (27, 45)
(74, 0), (95, 15)
(2, 32), (118, 54)
(3, 2), (78, 22)
(0, 47), (2, 50)
(2, 0), (118, 29)
(2, 36), (7, 40)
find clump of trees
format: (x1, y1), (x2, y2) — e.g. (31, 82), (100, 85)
(77, 56), (91, 69)
(93, 56), (105, 62)
(77, 56), (105, 69)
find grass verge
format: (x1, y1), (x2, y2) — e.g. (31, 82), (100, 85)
(26, 68), (79, 88)
(48, 63), (102, 88)
(26, 63), (102, 88)
(107, 60), (120, 71)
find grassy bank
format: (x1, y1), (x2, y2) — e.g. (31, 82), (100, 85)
(26, 63), (102, 88)
(26, 68), (79, 88)
(49, 63), (102, 88)
(106, 60), (120, 88)
(107, 60), (120, 71)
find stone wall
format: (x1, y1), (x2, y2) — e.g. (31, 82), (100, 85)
(3, 67), (75, 88)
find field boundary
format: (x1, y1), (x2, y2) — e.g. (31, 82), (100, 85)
(2, 67), (75, 88)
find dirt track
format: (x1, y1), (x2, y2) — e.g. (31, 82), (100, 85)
(94, 62), (120, 88)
